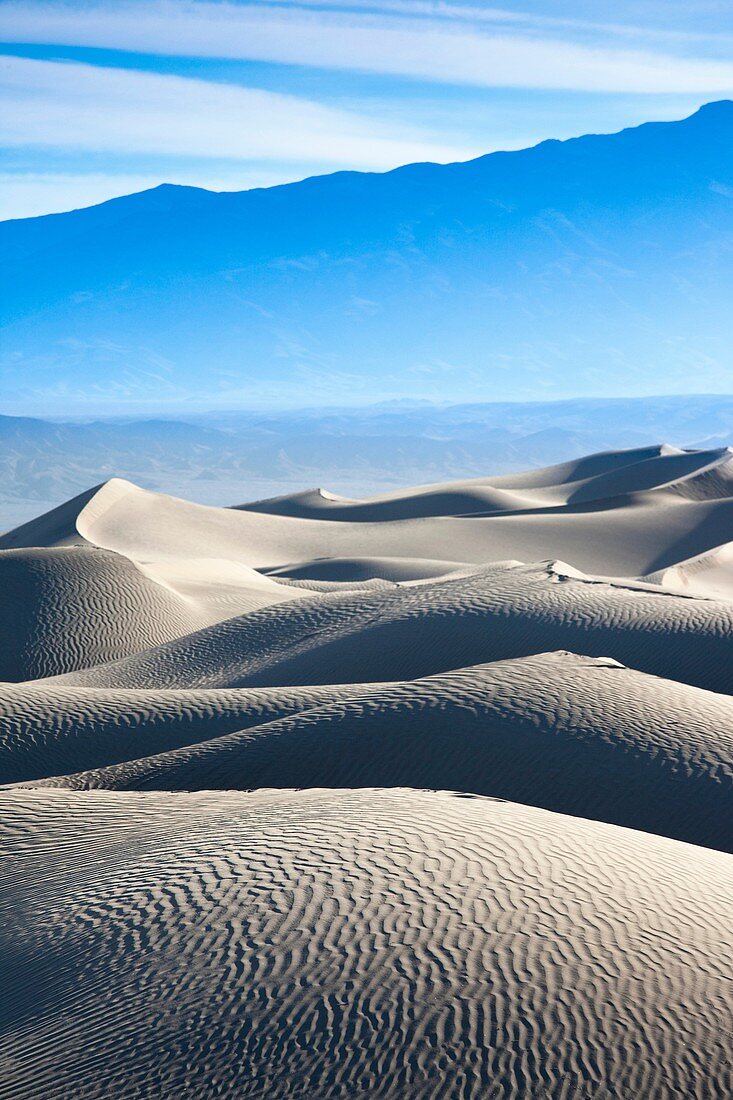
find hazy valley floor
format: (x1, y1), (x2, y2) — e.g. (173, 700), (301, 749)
(1, 444), (732, 1098)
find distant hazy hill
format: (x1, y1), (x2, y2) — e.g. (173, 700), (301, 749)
(2, 102), (733, 411)
(2, 394), (732, 530)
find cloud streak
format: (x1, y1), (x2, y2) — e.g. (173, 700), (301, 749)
(0, 55), (474, 167)
(2, 1), (733, 93)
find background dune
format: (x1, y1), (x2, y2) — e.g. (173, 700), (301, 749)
(3, 445), (732, 583)
(3, 398), (733, 533)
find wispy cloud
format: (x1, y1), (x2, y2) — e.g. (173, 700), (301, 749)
(0, 54), (474, 166)
(2, 1), (733, 92)
(263, 0), (733, 48)
(1, 1), (731, 221)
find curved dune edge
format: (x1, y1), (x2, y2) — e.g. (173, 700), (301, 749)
(70, 448), (733, 584)
(645, 540), (733, 601)
(50, 560), (733, 695)
(237, 444), (733, 518)
(2, 787), (732, 1099)
(1, 445), (732, 585)
(8, 651), (732, 852)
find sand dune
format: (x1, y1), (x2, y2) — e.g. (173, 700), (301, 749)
(1, 445), (732, 1098)
(53, 560), (733, 694)
(0, 546), (203, 681)
(11, 652), (732, 852)
(2, 446), (732, 579)
(645, 540), (733, 601)
(239, 445), (732, 518)
(0, 545), (302, 682)
(0, 680), (365, 784)
(478, 442), (688, 487)
(262, 555), (470, 582)
(3, 788), (732, 1099)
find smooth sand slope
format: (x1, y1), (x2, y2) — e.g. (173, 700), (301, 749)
(10, 652), (732, 852)
(239, 444), (733, 517)
(2, 788), (732, 1100)
(645, 540), (733, 601)
(2, 445), (732, 581)
(53, 561), (733, 694)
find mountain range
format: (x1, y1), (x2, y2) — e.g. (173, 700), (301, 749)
(2, 101), (733, 411)
(2, 393), (733, 530)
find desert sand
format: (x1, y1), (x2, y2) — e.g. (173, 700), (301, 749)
(1, 445), (732, 1098)
(3, 789), (732, 1098)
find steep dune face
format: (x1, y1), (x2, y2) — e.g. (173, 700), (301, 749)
(0, 482), (99, 549)
(3, 445), (732, 580)
(3, 789), (732, 1100)
(645, 541), (733, 601)
(1, 446), (732, 1100)
(14, 653), (733, 853)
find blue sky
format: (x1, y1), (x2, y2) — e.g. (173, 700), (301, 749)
(2, 0), (733, 220)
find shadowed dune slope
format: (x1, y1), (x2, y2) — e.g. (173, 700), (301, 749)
(0, 681), (366, 784)
(2, 788), (732, 1100)
(0, 545), (302, 682)
(262, 555), (471, 582)
(0, 483), (98, 549)
(55, 562), (733, 695)
(467, 443), (687, 488)
(16, 653), (733, 853)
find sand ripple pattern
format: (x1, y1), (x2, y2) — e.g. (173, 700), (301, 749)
(1, 788), (732, 1100)
(9, 653), (732, 853)
(58, 561), (733, 694)
(0, 547), (202, 681)
(1, 449), (732, 1097)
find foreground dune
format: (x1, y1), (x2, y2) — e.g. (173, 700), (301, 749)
(2, 788), (731, 1099)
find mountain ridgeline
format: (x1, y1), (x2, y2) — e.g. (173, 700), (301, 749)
(2, 101), (733, 408)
